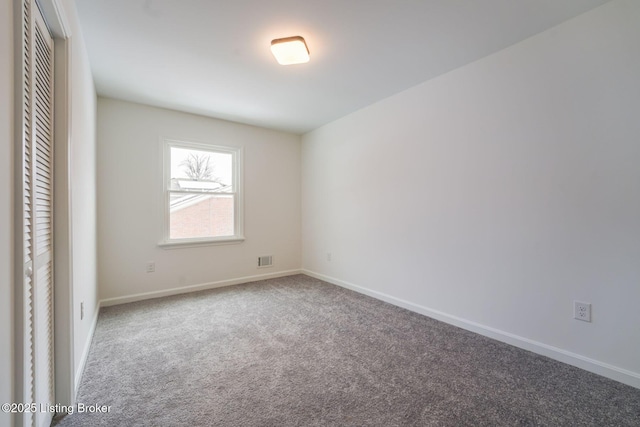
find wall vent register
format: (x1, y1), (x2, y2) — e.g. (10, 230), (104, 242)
(258, 255), (273, 268)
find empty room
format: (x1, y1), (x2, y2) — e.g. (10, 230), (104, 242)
(2, 0), (640, 426)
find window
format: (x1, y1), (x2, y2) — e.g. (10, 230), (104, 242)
(161, 139), (243, 247)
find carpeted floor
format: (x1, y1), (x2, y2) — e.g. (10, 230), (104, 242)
(54, 274), (640, 426)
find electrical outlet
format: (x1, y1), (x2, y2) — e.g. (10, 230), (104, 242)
(146, 261), (156, 273)
(80, 302), (84, 320)
(326, 252), (332, 261)
(574, 301), (591, 322)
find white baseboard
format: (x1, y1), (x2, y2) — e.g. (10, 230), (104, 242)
(302, 269), (640, 390)
(74, 301), (100, 396)
(99, 269), (303, 307)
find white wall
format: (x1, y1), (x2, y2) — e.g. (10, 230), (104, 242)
(97, 98), (301, 301)
(0, 1), (14, 425)
(302, 0), (640, 387)
(60, 0), (99, 387)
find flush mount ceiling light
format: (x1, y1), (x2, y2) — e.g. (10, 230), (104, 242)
(270, 36), (310, 65)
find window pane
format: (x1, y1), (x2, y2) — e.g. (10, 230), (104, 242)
(170, 147), (233, 192)
(169, 193), (235, 239)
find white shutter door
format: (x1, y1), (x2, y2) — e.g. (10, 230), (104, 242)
(21, 0), (36, 424)
(20, 1), (56, 426)
(33, 6), (55, 427)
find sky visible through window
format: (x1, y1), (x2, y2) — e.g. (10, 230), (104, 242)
(170, 147), (232, 186)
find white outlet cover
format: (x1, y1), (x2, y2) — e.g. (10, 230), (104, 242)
(574, 301), (591, 322)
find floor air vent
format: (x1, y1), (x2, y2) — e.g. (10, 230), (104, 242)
(258, 255), (273, 268)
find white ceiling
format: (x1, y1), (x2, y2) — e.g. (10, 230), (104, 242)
(75, 0), (609, 134)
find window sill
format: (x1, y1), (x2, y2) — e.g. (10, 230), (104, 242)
(158, 236), (245, 249)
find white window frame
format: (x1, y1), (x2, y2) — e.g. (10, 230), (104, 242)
(159, 138), (244, 248)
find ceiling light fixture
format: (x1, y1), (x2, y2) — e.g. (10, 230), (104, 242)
(270, 36), (310, 65)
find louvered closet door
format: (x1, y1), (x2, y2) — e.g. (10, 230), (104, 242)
(21, 1), (55, 426)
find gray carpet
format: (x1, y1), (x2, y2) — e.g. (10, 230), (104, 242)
(54, 274), (640, 426)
